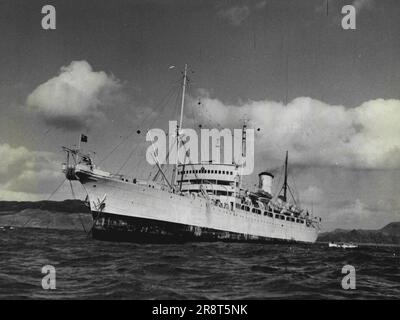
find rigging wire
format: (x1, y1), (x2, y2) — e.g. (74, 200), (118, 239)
(199, 101), (222, 130)
(98, 81), (181, 166)
(150, 81), (182, 180)
(151, 75), (199, 187)
(289, 174), (301, 205)
(68, 179), (87, 233)
(21, 177), (67, 228)
(273, 164), (284, 198)
(287, 184), (297, 206)
(194, 89), (222, 130)
(181, 80), (198, 132)
(163, 87), (183, 181)
(116, 83), (181, 174)
(136, 87), (181, 178)
(186, 82), (198, 131)
(117, 81), (182, 175)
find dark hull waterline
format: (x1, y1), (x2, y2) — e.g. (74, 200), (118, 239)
(91, 212), (308, 245)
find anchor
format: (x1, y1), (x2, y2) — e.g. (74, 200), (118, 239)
(87, 194), (107, 237)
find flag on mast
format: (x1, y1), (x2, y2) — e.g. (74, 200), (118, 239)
(80, 134), (88, 143)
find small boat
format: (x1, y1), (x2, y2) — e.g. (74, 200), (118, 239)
(329, 242), (358, 249)
(0, 226), (15, 231)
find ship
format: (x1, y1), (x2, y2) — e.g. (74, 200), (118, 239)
(62, 65), (321, 244)
(328, 242), (358, 249)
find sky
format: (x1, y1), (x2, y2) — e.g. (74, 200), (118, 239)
(0, 0), (399, 231)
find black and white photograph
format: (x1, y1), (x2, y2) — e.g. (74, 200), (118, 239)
(0, 0), (399, 303)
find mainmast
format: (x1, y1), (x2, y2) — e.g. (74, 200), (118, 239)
(179, 64), (188, 131)
(172, 64), (188, 188)
(283, 150), (288, 202)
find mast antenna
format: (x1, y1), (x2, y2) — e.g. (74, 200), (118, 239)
(179, 63), (188, 131)
(283, 150), (288, 202)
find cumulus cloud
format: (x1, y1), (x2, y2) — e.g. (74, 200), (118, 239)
(26, 60), (121, 130)
(0, 143), (63, 200)
(217, 6), (250, 26)
(191, 92), (400, 170)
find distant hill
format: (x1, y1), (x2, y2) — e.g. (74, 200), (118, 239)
(0, 200), (399, 242)
(0, 199), (89, 214)
(0, 200), (91, 231)
(318, 222), (400, 245)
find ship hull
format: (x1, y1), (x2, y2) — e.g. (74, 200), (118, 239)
(91, 212), (304, 244)
(78, 170), (319, 244)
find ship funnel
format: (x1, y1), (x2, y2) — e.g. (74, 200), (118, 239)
(258, 172), (274, 195)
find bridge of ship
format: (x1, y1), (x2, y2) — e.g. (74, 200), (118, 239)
(177, 163), (238, 201)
